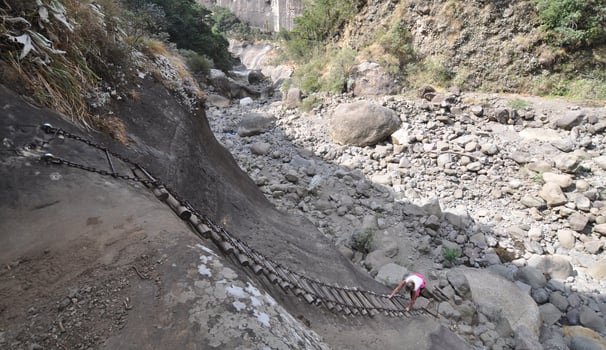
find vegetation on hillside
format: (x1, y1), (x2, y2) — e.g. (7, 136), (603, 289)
(534, 0), (606, 48)
(273, 0), (605, 100)
(0, 0), (234, 126)
(122, 0), (234, 72)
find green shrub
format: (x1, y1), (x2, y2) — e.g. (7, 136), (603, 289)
(293, 55), (324, 93)
(321, 47), (356, 93)
(534, 0), (606, 48)
(299, 94), (320, 112)
(286, 0), (364, 62)
(443, 246), (461, 264)
(123, 0), (234, 72)
(405, 55), (453, 89)
(180, 49), (211, 75)
(378, 20), (415, 68)
(351, 228), (375, 254)
(508, 98), (530, 110)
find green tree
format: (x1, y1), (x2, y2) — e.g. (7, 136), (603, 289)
(123, 0), (234, 71)
(535, 0), (606, 47)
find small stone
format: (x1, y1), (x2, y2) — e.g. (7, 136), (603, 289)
(539, 182), (568, 206)
(587, 258), (606, 281)
(515, 266), (547, 289)
(527, 226), (542, 241)
(579, 305), (606, 333)
(556, 229), (575, 249)
(466, 161), (482, 172)
(594, 223), (606, 236)
(554, 154), (580, 173)
(531, 288), (549, 304)
(521, 195), (546, 209)
(249, 142), (271, 155)
(594, 155), (606, 170)
(555, 111), (584, 130)
(583, 240), (603, 254)
(481, 143), (499, 155)
(569, 212), (589, 232)
(549, 292), (569, 312)
(575, 195), (592, 211)
(542, 172), (573, 188)
(539, 303), (562, 325)
(454, 189), (464, 199)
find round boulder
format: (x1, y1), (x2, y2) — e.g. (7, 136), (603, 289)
(329, 101), (401, 147)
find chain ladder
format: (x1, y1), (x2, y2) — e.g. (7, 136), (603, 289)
(37, 123), (443, 319)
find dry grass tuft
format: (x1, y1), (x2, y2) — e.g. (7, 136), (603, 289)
(141, 39), (170, 57)
(95, 115), (129, 144)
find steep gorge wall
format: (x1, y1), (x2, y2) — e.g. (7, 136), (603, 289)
(198, 0), (302, 31)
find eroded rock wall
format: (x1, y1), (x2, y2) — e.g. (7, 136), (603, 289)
(198, 0), (302, 31)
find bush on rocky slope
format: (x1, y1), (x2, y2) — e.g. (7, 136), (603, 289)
(275, 0), (606, 100)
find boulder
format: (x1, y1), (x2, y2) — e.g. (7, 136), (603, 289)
(527, 255), (574, 280)
(459, 268), (542, 336)
(237, 112), (276, 136)
(557, 229), (576, 249)
(375, 262), (408, 287)
(285, 87), (301, 109)
(563, 326), (606, 350)
(514, 325), (544, 350)
(516, 266), (547, 289)
(579, 306), (606, 333)
(542, 172), (574, 189)
(349, 61), (399, 96)
(206, 94), (231, 108)
(555, 111), (584, 130)
(539, 182), (568, 207)
(540, 303), (563, 326)
(329, 101), (401, 146)
(446, 270), (472, 300)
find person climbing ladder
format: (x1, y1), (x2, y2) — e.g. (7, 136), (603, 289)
(387, 273), (427, 312)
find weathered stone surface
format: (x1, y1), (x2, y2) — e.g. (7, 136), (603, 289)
(375, 262), (408, 287)
(349, 61), (399, 96)
(250, 142), (271, 155)
(447, 270), (472, 300)
(460, 268), (541, 336)
(594, 223), (606, 236)
(555, 111), (584, 130)
(542, 172), (573, 189)
(514, 326), (544, 350)
(516, 266), (547, 289)
(206, 94), (231, 108)
(329, 101), (401, 146)
(579, 306), (606, 333)
(563, 326), (606, 350)
(568, 212), (588, 232)
(540, 303), (562, 326)
(527, 255), (574, 280)
(539, 182), (568, 207)
(285, 87), (302, 109)
(237, 112), (276, 136)
(556, 229), (576, 249)
(519, 128), (563, 142)
(587, 259), (606, 281)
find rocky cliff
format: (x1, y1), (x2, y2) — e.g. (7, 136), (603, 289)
(199, 0), (302, 31)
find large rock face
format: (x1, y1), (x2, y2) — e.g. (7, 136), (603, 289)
(329, 101), (401, 146)
(459, 268), (542, 336)
(198, 0), (302, 31)
(0, 83), (471, 349)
